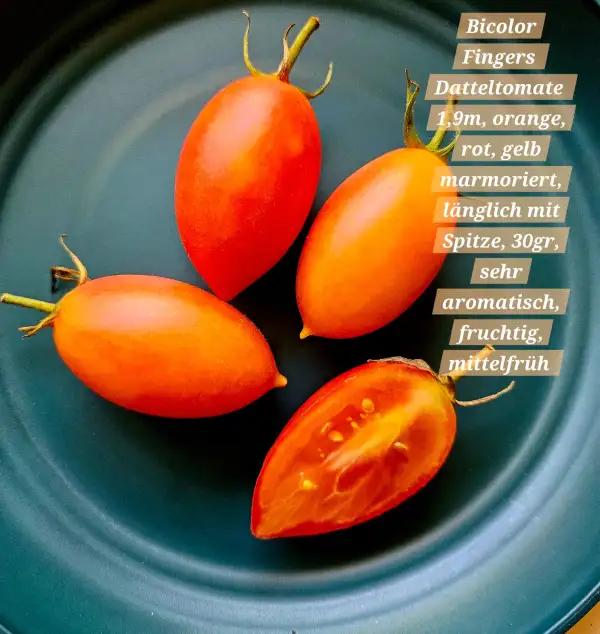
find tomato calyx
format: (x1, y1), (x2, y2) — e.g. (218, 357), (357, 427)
(0, 235), (89, 338)
(403, 68), (460, 162)
(242, 11), (333, 100)
(252, 345), (515, 539)
(372, 344), (516, 407)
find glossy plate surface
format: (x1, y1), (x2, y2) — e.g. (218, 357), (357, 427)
(0, 0), (598, 632)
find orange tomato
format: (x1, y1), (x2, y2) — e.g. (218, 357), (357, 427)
(1, 238), (286, 419)
(174, 13), (333, 301)
(296, 71), (459, 340)
(251, 348), (514, 539)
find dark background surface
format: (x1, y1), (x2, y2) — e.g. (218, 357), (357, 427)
(0, 1), (598, 633)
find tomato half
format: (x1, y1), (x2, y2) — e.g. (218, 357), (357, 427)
(251, 360), (457, 539)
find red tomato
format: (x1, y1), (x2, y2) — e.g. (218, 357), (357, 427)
(251, 349), (514, 539)
(296, 71), (458, 340)
(1, 238), (286, 419)
(174, 13), (333, 301)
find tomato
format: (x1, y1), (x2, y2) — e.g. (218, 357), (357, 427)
(296, 71), (459, 340)
(1, 237), (286, 419)
(251, 348), (514, 539)
(174, 12), (333, 301)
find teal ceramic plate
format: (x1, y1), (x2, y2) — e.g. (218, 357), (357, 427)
(0, 0), (598, 632)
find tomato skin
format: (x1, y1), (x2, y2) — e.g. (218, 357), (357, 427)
(251, 361), (456, 539)
(296, 148), (458, 339)
(175, 75), (322, 301)
(52, 275), (285, 418)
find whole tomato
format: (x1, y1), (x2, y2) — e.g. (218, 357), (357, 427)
(296, 71), (459, 340)
(1, 237), (287, 419)
(251, 347), (514, 539)
(175, 12), (333, 301)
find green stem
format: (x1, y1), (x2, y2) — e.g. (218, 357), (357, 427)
(277, 17), (321, 81)
(444, 345), (494, 382)
(1, 293), (55, 313)
(1, 236), (87, 339)
(426, 93), (457, 152)
(242, 12), (333, 100)
(442, 345), (516, 406)
(403, 69), (460, 162)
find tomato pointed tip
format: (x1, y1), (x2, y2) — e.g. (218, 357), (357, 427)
(250, 520), (272, 540)
(213, 288), (237, 302)
(252, 530), (271, 540)
(299, 326), (312, 340)
(274, 373), (288, 388)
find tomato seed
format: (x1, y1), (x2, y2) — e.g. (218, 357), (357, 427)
(320, 422), (332, 434)
(328, 430), (344, 442)
(302, 478), (318, 490)
(361, 398), (375, 413)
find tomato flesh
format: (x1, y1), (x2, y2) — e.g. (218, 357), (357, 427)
(251, 362), (456, 538)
